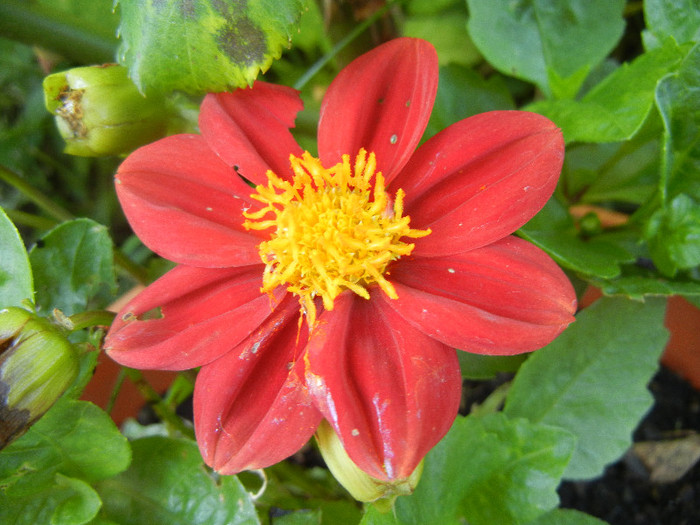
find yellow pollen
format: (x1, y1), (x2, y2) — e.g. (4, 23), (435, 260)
(243, 149), (430, 326)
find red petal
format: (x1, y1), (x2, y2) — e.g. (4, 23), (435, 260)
(116, 134), (264, 267)
(317, 38), (438, 182)
(199, 82), (304, 185)
(194, 296), (322, 473)
(385, 236), (577, 355)
(395, 111), (564, 257)
(305, 292), (461, 481)
(105, 264), (281, 370)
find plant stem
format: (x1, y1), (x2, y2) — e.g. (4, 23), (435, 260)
(0, 163), (73, 222)
(0, 0), (117, 64)
(1, 163), (150, 283)
(4, 209), (58, 230)
(123, 367), (195, 439)
(293, 1), (395, 90)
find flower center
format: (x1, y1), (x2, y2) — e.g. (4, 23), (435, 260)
(243, 149), (430, 326)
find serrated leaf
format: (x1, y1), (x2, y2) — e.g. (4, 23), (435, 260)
(0, 206), (33, 307)
(529, 38), (686, 143)
(591, 273), (700, 300)
(519, 199), (635, 279)
(96, 436), (259, 525)
(504, 297), (669, 480)
(645, 194), (700, 277)
(117, 0), (305, 95)
(656, 42), (700, 203)
(466, 0), (625, 98)
(0, 399), (131, 490)
(644, 0), (700, 47)
(361, 413), (575, 525)
(29, 218), (115, 316)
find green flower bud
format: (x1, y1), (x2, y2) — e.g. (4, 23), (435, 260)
(0, 307), (79, 449)
(43, 64), (170, 157)
(316, 420), (424, 512)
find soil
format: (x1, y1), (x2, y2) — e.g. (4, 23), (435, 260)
(558, 366), (700, 525)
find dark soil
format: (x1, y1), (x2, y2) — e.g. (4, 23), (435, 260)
(558, 367), (700, 525)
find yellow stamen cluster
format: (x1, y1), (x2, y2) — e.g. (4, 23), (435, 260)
(243, 149), (430, 326)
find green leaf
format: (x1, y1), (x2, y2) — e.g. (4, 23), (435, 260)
(29, 218), (115, 316)
(0, 206), (33, 307)
(403, 9), (481, 67)
(591, 272), (700, 300)
(424, 64), (515, 140)
(563, 125), (661, 206)
(458, 352), (527, 380)
(0, 0), (118, 64)
(466, 0), (625, 98)
(528, 508), (609, 525)
(644, 0), (700, 47)
(518, 199), (635, 279)
(0, 399), (131, 490)
(117, 0), (306, 95)
(362, 413), (575, 525)
(52, 474), (102, 525)
(504, 297), (669, 480)
(96, 436), (259, 525)
(529, 38), (686, 143)
(645, 194), (700, 276)
(656, 42), (700, 203)
(0, 474), (101, 525)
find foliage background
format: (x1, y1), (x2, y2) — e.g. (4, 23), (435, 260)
(1, 1), (699, 524)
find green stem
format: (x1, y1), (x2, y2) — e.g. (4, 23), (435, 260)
(68, 310), (116, 331)
(0, 0), (117, 64)
(123, 367), (195, 439)
(106, 367), (127, 415)
(293, 1), (395, 90)
(0, 163), (73, 222)
(1, 163), (150, 283)
(4, 209), (58, 230)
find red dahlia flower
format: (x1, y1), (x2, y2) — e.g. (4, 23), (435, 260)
(106, 38), (576, 487)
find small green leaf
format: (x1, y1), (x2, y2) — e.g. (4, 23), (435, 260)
(96, 436), (259, 525)
(504, 297), (669, 480)
(362, 413), (575, 525)
(645, 194), (700, 277)
(0, 399), (131, 489)
(0, 206), (33, 307)
(52, 474), (102, 525)
(117, 0), (306, 95)
(644, 0), (700, 47)
(466, 0), (625, 97)
(528, 508), (609, 525)
(529, 38), (686, 143)
(29, 218), (115, 316)
(519, 199), (635, 279)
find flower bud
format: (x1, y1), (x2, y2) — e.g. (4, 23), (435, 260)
(1, 307), (79, 449)
(43, 64), (170, 157)
(316, 420), (423, 511)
